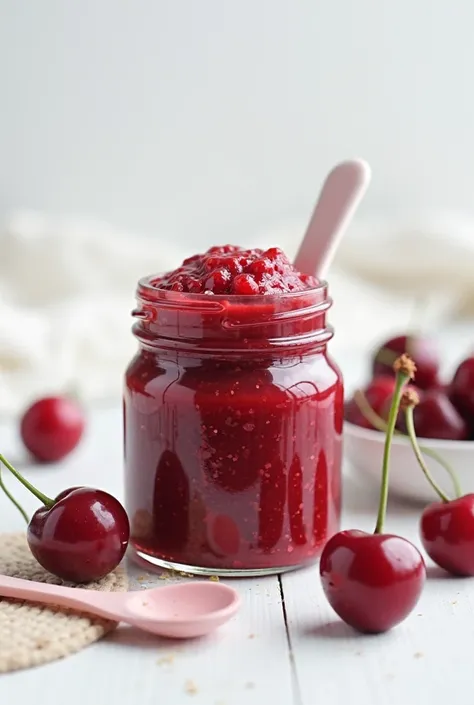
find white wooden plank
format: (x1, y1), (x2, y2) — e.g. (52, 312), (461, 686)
(0, 408), (294, 705)
(103, 564), (293, 705)
(282, 474), (474, 705)
(1, 568), (293, 705)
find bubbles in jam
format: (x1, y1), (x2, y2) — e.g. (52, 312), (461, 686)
(150, 245), (318, 295)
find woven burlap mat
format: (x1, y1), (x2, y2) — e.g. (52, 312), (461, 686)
(0, 532), (128, 673)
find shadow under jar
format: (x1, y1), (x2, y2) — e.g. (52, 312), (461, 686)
(124, 279), (343, 576)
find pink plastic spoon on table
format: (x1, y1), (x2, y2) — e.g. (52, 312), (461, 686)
(294, 159), (371, 278)
(0, 574), (240, 638)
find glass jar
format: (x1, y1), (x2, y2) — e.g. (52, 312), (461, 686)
(124, 276), (343, 576)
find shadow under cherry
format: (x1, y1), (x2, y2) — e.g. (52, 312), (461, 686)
(300, 620), (395, 640)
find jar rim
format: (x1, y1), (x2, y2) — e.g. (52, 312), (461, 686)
(133, 274), (332, 352)
(137, 274), (328, 307)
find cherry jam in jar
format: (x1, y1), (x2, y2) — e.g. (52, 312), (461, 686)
(124, 246), (343, 576)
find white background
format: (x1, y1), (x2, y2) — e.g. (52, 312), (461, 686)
(1, 1), (474, 248)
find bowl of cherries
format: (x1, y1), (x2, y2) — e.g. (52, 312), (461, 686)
(344, 334), (474, 502)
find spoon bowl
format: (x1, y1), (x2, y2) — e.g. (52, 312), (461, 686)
(0, 574), (240, 639)
(124, 581), (240, 637)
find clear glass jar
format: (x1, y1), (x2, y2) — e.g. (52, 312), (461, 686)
(124, 277), (343, 576)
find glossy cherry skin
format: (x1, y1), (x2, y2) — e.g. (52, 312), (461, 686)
(420, 495), (474, 576)
(398, 389), (468, 440)
(27, 487), (130, 582)
(344, 376), (397, 430)
(449, 356), (474, 426)
(20, 397), (85, 463)
(372, 335), (440, 390)
(320, 530), (426, 633)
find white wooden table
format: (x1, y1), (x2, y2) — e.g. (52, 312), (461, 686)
(1, 336), (473, 705)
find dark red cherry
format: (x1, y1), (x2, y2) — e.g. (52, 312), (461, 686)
(320, 530), (425, 633)
(398, 389), (468, 440)
(402, 390), (474, 575)
(344, 376), (397, 429)
(449, 356), (474, 426)
(0, 454), (130, 583)
(372, 335), (440, 390)
(27, 487), (130, 582)
(323, 355), (426, 634)
(420, 495), (474, 576)
(20, 396), (85, 463)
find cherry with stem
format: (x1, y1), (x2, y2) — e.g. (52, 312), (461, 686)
(320, 354), (426, 633)
(0, 453), (130, 583)
(402, 393), (474, 577)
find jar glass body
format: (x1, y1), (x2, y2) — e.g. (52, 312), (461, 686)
(124, 280), (343, 576)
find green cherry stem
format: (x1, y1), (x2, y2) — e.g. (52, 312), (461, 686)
(0, 454), (55, 508)
(374, 367), (410, 534)
(402, 397), (454, 503)
(0, 465), (29, 523)
(353, 389), (461, 498)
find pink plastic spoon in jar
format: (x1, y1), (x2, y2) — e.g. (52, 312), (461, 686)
(294, 159), (371, 278)
(0, 574), (240, 638)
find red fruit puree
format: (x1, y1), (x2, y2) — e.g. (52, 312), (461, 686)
(124, 245), (343, 575)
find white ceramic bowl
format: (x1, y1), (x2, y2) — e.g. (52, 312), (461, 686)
(344, 421), (474, 504)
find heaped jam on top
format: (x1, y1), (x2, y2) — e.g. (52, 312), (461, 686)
(150, 245), (318, 295)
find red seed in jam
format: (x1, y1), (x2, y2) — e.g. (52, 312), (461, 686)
(151, 245), (318, 295)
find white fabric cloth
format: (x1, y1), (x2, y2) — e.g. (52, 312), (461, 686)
(1, 210), (473, 416)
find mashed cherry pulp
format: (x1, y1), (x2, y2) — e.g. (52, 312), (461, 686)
(151, 244), (318, 295)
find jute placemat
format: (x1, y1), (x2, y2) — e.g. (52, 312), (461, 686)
(0, 532), (128, 673)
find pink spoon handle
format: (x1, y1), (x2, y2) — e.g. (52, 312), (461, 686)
(0, 574), (125, 621)
(294, 159), (371, 279)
